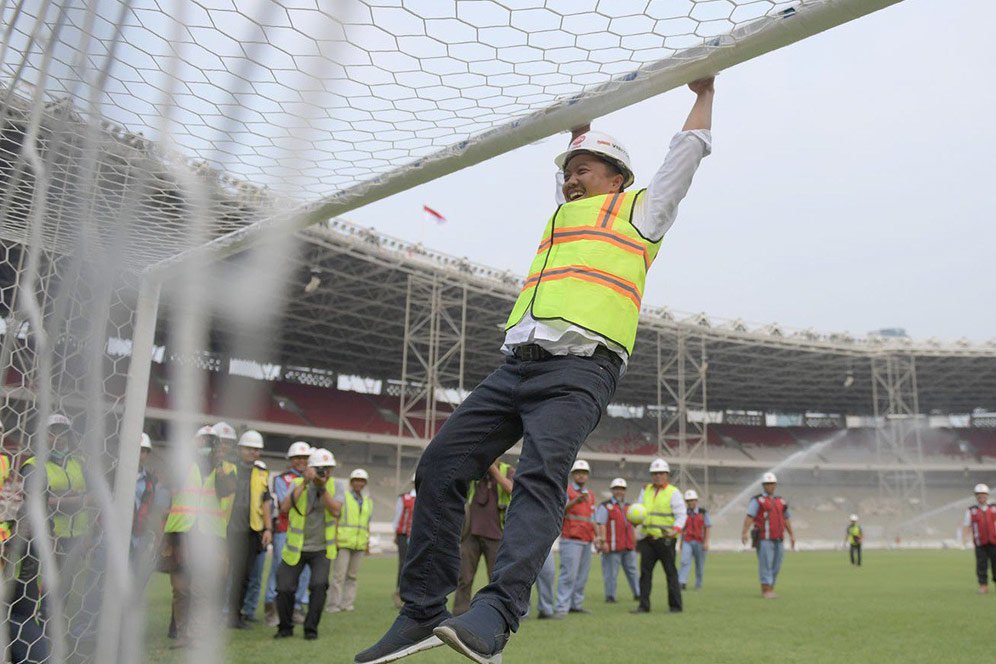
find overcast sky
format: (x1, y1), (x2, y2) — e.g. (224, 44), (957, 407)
(348, 0), (996, 343)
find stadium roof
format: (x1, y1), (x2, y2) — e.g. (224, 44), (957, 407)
(192, 218), (996, 418)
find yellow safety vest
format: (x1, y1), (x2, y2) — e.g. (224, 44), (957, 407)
(282, 477), (337, 565)
(0, 454), (10, 541)
(163, 463), (203, 534)
(641, 483), (678, 538)
(847, 524), (863, 546)
(338, 490), (373, 551)
(466, 462), (512, 529)
(248, 465), (269, 532)
(23, 456), (89, 538)
(505, 190), (658, 354)
(201, 461), (237, 538)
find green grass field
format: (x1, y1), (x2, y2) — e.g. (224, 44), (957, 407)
(144, 549), (991, 664)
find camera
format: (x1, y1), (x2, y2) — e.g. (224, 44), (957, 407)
(314, 467), (329, 479)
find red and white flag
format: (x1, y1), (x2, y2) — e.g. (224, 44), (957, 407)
(422, 204), (446, 224)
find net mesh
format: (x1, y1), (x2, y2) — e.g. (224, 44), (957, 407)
(0, 0), (901, 661)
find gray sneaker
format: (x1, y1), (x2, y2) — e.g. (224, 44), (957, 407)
(433, 606), (509, 664)
(354, 612), (449, 664)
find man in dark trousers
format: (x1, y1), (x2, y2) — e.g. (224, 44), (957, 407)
(631, 458), (686, 614)
(453, 461), (514, 615)
(963, 483), (996, 594)
(355, 77), (716, 664)
(845, 514), (863, 567)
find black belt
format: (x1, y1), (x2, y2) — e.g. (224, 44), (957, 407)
(512, 343), (623, 371)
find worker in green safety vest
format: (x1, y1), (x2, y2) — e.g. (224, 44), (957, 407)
(16, 413), (90, 616)
(159, 425), (230, 646)
(845, 514), (863, 567)
(453, 461), (514, 615)
(327, 468), (373, 613)
(273, 447), (343, 640)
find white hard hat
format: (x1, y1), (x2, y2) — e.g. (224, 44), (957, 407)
(684, 489), (699, 501)
(555, 131), (635, 188)
(46, 413), (72, 429)
(287, 441), (312, 458)
(350, 468), (370, 481)
(212, 421), (237, 441)
(975, 483), (991, 494)
(140, 433), (153, 450)
(195, 425), (216, 438)
(238, 429), (264, 449)
(308, 448), (336, 468)
(649, 458), (670, 474)
(571, 459), (591, 473)
(610, 477), (627, 489)
(849, 514), (859, 521)
(254, 459), (268, 470)
(762, 472), (778, 484)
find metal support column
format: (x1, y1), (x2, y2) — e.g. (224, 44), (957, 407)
(396, 274), (467, 490)
(871, 353), (926, 524)
(656, 326), (709, 497)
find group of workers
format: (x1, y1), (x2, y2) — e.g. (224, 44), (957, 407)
(157, 422), (377, 644)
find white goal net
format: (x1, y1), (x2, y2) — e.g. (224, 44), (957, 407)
(0, 1), (902, 661)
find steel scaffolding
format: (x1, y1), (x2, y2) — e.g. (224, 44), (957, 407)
(396, 274), (468, 489)
(656, 327), (709, 498)
(871, 353), (927, 522)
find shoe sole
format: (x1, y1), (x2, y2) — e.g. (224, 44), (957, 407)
(433, 626), (502, 664)
(354, 634), (443, 664)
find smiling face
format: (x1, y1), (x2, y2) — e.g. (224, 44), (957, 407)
(562, 153), (624, 202)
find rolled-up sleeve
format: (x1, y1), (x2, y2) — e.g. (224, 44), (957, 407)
(593, 504), (609, 525)
(746, 497), (760, 518)
(635, 129), (711, 241)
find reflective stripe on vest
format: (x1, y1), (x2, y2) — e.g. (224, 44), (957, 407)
(338, 491), (372, 550)
(23, 456), (89, 538)
(504, 189), (657, 354)
(601, 500), (635, 552)
(684, 509), (707, 543)
(968, 504), (996, 547)
(753, 494), (787, 541)
(641, 483), (678, 537)
(200, 462), (237, 538)
(282, 477), (338, 565)
(562, 485), (595, 542)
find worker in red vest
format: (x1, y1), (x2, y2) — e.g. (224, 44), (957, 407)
(740, 472), (795, 599)
(554, 459), (596, 617)
(678, 489), (710, 590)
(963, 483), (996, 594)
(594, 477), (639, 604)
(392, 476), (417, 608)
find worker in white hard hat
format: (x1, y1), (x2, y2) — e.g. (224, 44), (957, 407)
(264, 441), (316, 626)
(212, 421), (238, 460)
(274, 448), (344, 640)
(224, 429), (272, 628)
(844, 514), (863, 567)
(392, 473), (419, 609)
(963, 483), (996, 593)
(358, 79), (716, 664)
(678, 488), (711, 590)
(632, 458), (687, 614)
(328, 468), (373, 613)
(553, 459), (597, 617)
(454, 459), (515, 616)
(741, 472), (795, 599)
(594, 477), (640, 604)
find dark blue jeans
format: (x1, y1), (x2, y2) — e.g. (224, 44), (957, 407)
(399, 353), (618, 632)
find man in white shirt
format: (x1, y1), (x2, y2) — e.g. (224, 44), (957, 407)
(356, 77), (715, 664)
